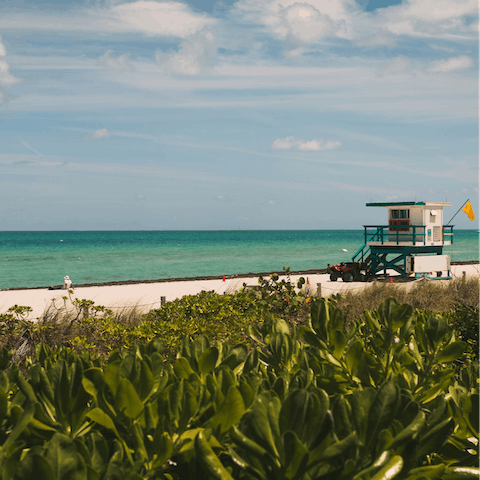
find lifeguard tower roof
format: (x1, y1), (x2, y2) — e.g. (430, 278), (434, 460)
(366, 201), (452, 207)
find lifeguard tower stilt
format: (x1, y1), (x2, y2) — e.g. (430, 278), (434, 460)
(351, 202), (454, 280)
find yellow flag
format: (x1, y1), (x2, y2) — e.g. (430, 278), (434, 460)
(462, 201), (475, 221)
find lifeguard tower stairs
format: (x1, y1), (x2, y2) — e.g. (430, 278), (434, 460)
(352, 202), (454, 279)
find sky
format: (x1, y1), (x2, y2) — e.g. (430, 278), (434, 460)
(0, 0), (478, 230)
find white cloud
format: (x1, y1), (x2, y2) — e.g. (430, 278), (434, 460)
(380, 55), (414, 76)
(231, 0), (477, 53)
(425, 55), (474, 73)
(356, 32), (398, 48)
(156, 30), (217, 75)
(0, 37), (20, 105)
(232, 0), (360, 45)
(271, 136), (341, 151)
(0, 1), (215, 38)
(109, 1), (215, 37)
(277, 3), (345, 43)
(82, 128), (111, 140)
(98, 50), (133, 71)
(374, 0), (477, 39)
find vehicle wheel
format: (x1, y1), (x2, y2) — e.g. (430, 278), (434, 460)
(342, 272), (354, 282)
(330, 273), (338, 281)
(359, 274), (366, 282)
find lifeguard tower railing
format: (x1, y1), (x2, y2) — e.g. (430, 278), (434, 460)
(352, 224), (454, 264)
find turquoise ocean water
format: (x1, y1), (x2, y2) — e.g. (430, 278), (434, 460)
(0, 230), (478, 289)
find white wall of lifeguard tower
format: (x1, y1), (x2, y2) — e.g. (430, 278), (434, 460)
(385, 202), (452, 246)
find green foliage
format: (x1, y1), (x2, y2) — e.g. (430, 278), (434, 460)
(0, 296), (477, 479)
(250, 267), (311, 319)
(449, 304), (479, 360)
(0, 306), (33, 335)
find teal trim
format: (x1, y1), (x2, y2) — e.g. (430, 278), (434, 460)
(369, 245), (444, 278)
(352, 227), (381, 263)
(366, 201), (426, 207)
(362, 225), (454, 246)
(363, 225), (426, 245)
(351, 225), (454, 279)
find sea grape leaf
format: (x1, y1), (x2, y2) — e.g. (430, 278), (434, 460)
(104, 361), (121, 397)
(370, 455), (403, 480)
(425, 314), (449, 351)
(467, 394), (479, 437)
(391, 303), (413, 333)
(89, 431), (109, 476)
(282, 431), (309, 480)
(332, 395), (353, 440)
(194, 431), (234, 480)
(12, 452), (55, 480)
(243, 348), (259, 374)
(269, 333), (293, 365)
(310, 299), (329, 342)
(331, 330), (346, 360)
(0, 348), (12, 371)
(0, 385), (7, 426)
(238, 379), (255, 409)
(137, 361), (154, 401)
(389, 410), (426, 450)
(198, 347), (219, 376)
(345, 340), (364, 376)
(436, 341), (466, 363)
(244, 391), (282, 460)
(0, 401), (35, 458)
(86, 408), (118, 435)
(44, 433), (88, 480)
(313, 431), (356, 464)
(209, 385), (246, 436)
(192, 336), (210, 365)
(350, 388), (376, 446)
(103, 447), (125, 480)
(417, 417), (456, 460)
(364, 310), (380, 333)
(299, 327), (323, 349)
(222, 344), (248, 369)
(151, 430), (173, 469)
(328, 308), (344, 337)
(272, 319), (290, 335)
(366, 382), (400, 449)
(115, 378), (144, 419)
(279, 389), (329, 450)
(377, 297), (397, 325)
(52, 360), (70, 422)
(174, 357), (196, 380)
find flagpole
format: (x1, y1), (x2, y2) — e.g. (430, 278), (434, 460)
(446, 199), (469, 225)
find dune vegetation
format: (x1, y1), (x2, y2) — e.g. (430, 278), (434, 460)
(0, 272), (478, 479)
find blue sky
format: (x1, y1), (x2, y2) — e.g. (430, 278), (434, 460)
(0, 0), (478, 230)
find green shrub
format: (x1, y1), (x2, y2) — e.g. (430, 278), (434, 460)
(0, 297), (477, 479)
(449, 304), (479, 360)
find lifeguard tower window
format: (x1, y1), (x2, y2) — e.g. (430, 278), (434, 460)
(391, 209), (410, 219)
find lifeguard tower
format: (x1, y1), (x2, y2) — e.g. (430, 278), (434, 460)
(352, 201), (454, 279)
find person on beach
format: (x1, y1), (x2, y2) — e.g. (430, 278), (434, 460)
(63, 275), (73, 290)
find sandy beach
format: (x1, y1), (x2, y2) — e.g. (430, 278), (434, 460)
(0, 264), (477, 321)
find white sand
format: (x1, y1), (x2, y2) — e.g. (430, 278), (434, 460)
(0, 264), (477, 321)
